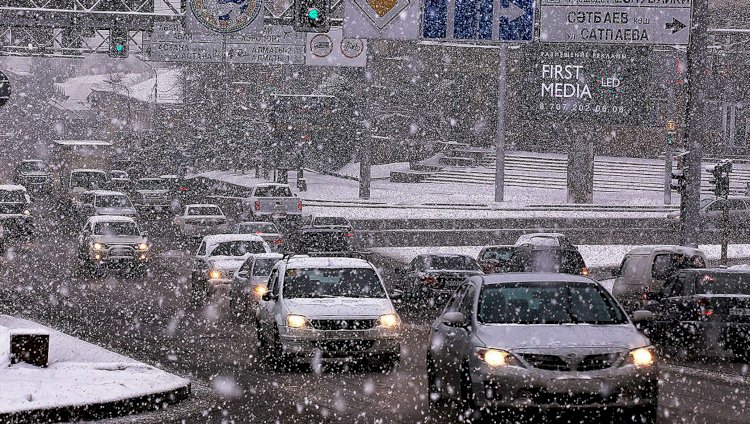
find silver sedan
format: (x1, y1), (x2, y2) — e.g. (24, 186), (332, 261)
(427, 273), (658, 422)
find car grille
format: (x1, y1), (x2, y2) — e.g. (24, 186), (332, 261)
(520, 353), (619, 371)
(25, 176), (48, 183)
(520, 390), (620, 406)
(310, 319), (376, 330)
(315, 340), (375, 352)
(109, 247), (135, 258)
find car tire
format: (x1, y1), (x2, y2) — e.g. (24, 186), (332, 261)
(459, 362), (484, 423)
(426, 353), (447, 408)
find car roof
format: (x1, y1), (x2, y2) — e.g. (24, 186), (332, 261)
(201, 234), (265, 244)
(71, 168), (106, 173)
(87, 215), (136, 224)
(476, 272), (596, 285)
(626, 245), (704, 256)
(518, 232), (567, 238)
(84, 190), (126, 196)
(418, 253), (473, 258)
(249, 253), (284, 260)
(186, 203), (220, 208)
(0, 184), (26, 192)
(284, 256), (374, 269)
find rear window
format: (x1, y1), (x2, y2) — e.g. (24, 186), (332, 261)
(187, 206), (222, 216)
(313, 216), (350, 226)
(481, 248), (514, 261)
(209, 241), (267, 257)
(514, 249), (584, 274)
(426, 256), (481, 271)
(237, 222), (278, 233)
(254, 185), (292, 197)
(696, 273), (750, 295)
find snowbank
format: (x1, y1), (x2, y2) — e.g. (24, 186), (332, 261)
(337, 162), (411, 180)
(0, 316), (190, 416)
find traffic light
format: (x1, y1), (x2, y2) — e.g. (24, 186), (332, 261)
(706, 160), (732, 198)
(109, 28), (129, 58)
(671, 152), (686, 193)
(293, 0), (330, 33)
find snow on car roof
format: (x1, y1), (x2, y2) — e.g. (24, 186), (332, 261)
(0, 184), (26, 192)
(418, 253), (473, 258)
(248, 253), (284, 259)
(201, 234), (265, 244)
(626, 245), (704, 256)
(85, 190), (127, 196)
(479, 272), (595, 285)
(186, 203), (220, 208)
(285, 256), (374, 269)
(71, 168), (106, 173)
(53, 140), (112, 146)
(86, 215), (136, 224)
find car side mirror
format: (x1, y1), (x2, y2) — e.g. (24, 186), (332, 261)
(390, 289), (403, 301)
(261, 292), (277, 302)
(443, 311), (468, 327)
(612, 268), (620, 277)
(631, 310), (655, 323)
(237, 271), (249, 278)
(644, 291), (662, 302)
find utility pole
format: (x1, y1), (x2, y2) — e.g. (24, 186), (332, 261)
(681, 0), (710, 247)
(359, 45), (373, 200)
(664, 117), (677, 205)
(494, 44), (508, 202)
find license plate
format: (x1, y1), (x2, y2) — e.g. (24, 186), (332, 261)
(729, 308), (750, 316)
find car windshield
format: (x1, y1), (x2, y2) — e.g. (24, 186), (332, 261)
(478, 282), (628, 325)
(254, 185), (292, 197)
(696, 273), (750, 295)
(187, 206), (221, 216)
(482, 248), (514, 261)
(253, 258), (278, 276)
(95, 195), (132, 208)
(0, 190), (25, 203)
(137, 179), (168, 190)
(110, 171), (128, 179)
(283, 268), (386, 299)
(19, 161), (46, 172)
(71, 172), (107, 189)
(208, 241), (267, 257)
(426, 256), (481, 271)
(238, 222), (277, 233)
(93, 221), (139, 236)
(313, 216), (349, 226)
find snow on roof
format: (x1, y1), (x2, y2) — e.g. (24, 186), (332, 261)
(54, 140), (112, 146)
(85, 190), (127, 196)
(186, 203), (221, 208)
(0, 184), (26, 191)
(249, 253), (284, 259)
(201, 234), (265, 244)
(285, 257), (374, 269)
(117, 69), (183, 104)
(626, 245), (704, 256)
(480, 272), (594, 285)
(87, 215), (136, 224)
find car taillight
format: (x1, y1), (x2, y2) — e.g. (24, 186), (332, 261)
(343, 232), (354, 238)
(273, 238), (284, 245)
(581, 267), (589, 277)
(419, 275), (437, 285)
(255, 231), (263, 235)
(297, 199), (303, 211)
(178, 186), (189, 192)
(696, 297), (714, 318)
(254, 200), (261, 211)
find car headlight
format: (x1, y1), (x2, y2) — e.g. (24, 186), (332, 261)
(253, 285), (269, 298)
(93, 242), (106, 250)
(23, 209), (31, 216)
(627, 346), (655, 368)
(377, 313), (400, 329)
(208, 270), (224, 280)
(475, 348), (523, 368)
(286, 314), (309, 329)
(137, 243), (149, 251)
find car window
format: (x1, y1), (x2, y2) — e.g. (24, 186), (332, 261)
(196, 242), (206, 256)
(444, 285), (470, 313)
(93, 221), (139, 236)
(269, 269), (280, 296)
(254, 185), (292, 197)
(253, 258), (277, 276)
(696, 273), (750, 295)
(481, 248), (513, 261)
(208, 241), (267, 256)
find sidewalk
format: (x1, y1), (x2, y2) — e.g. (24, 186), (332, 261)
(0, 315), (190, 422)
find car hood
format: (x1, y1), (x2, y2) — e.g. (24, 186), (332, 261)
(92, 235), (145, 245)
(475, 324), (649, 351)
(96, 207), (137, 216)
(283, 297), (394, 318)
(207, 257), (247, 272)
(19, 172), (50, 177)
(136, 190), (169, 195)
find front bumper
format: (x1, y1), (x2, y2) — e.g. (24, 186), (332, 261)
(469, 359), (658, 410)
(89, 246), (149, 265)
(278, 327), (401, 360)
(181, 224), (228, 237)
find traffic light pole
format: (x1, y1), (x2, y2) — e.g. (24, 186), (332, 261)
(359, 46), (373, 200)
(494, 44), (508, 203)
(722, 204), (729, 265)
(680, 0), (710, 247)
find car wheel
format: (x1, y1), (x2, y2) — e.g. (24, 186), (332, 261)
(459, 362), (484, 422)
(427, 353), (446, 408)
(622, 405), (657, 424)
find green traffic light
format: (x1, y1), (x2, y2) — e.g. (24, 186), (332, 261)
(308, 8), (319, 20)
(115, 44), (124, 52)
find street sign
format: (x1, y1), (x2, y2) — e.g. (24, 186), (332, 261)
(539, 0), (692, 45)
(0, 71), (10, 108)
(305, 28), (367, 67)
(266, 0), (294, 18)
(422, 0), (534, 43)
(343, 0), (421, 40)
(144, 25), (305, 64)
(187, 0), (264, 34)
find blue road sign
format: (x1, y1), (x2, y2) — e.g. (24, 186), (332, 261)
(422, 0), (534, 43)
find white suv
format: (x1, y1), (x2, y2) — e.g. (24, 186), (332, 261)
(256, 256), (402, 369)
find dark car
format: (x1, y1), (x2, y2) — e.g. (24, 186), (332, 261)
(0, 185), (34, 240)
(644, 268), (750, 360)
(477, 245), (515, 273)
(13, 159), (52, 194)
(396, 254), (484, 305)
(508, 244), (588, 276)
(292, 215), (354, 253)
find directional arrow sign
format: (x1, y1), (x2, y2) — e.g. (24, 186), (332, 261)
(539, 0), (692, 46)
(422, 0), (534, 43)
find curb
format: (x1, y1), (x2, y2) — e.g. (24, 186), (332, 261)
(660, 364), (750, 387)
(0, 383), (191, 424)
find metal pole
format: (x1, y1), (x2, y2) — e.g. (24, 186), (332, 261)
(681, 0), (710, 247)
(494, 43), (508, 202)
(359, 45), (373, 200)
(721, 203), (729, 265)
(664, 87), (675, 206)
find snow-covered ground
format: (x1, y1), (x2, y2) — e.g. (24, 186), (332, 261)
(196, 169), (675, 220)
(0, 316), (189, 415)
(371, 244), (750, 269)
